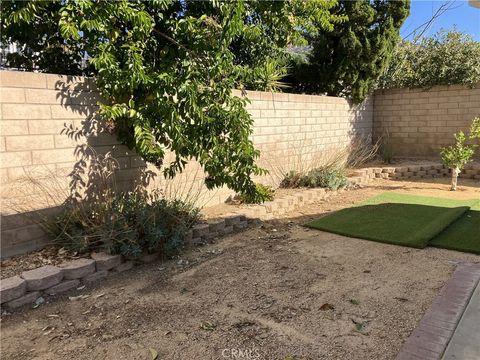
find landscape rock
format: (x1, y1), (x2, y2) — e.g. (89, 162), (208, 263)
(45, 279), (80, 295)
(59, 258), (96, 279)
(4, 291), (41, 310)
(21, 265), (63, 291)
(0, 276), (27, 304)
(91, 252), (122, 271)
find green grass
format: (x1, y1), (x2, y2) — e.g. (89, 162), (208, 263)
(305, 193), (479, 253)
(429, 200), (480, 254)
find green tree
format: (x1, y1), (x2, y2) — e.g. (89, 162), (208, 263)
(286, 0), (410, 102)
(1, 0), (339, 200)
(441, 117), (480, 191)
(378, 29), (480, 89)
(0, 1), (86, 74)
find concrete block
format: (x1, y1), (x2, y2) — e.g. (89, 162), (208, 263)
(82, 270), (108, 284)
(233, 221), (247, 231)
(261, 201), (277, 213)
(91, 252), (122, 271)
(4, 291), (41, 311)
(114, 261), (134, 272)
(382, 167), (396, 173)
(21, 265), (63, 291)
(0, 88), (25, 103)
(2, 104), (51, 120)
(223, 225), (234, 234)
(0, 276), (27, 304)
(6, 135), (54, 151)
(0, 71), (47, 88)
(45, 279), (80, 295)
(208, 219), (225, 233)
(59, 258), (96, 279)
(224, 215), (241, 226)
(192, 223), (210, 238)
(0, 151), (31, 168)
(191, 237), (203, 246)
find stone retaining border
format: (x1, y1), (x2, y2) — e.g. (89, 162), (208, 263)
(1, 162), (478, 311)
(349, 162), (480, 185)
(0, 186), (337, 311)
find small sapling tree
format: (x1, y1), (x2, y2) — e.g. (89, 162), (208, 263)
(441, 117), (480, 191)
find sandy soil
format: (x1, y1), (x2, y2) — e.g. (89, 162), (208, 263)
(1, 178), (479, 360)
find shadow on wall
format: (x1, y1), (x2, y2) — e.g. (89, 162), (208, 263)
(1, 75), (224, 258)
(55, 77), (156, 202)
(1, 77), (157, 258)
(55, 78), (226, 209)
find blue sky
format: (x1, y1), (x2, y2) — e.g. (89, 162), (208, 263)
(401, 0), (480, 41)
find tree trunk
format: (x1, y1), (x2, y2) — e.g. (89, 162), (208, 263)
(451, 167), (460, 191)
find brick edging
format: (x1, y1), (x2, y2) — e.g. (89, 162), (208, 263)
(0, 185), (339, 311)
(396, 263), (480, 360)
(349, 162), (480, 186)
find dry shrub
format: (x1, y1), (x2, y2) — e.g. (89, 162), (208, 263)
(257, 135), (378, 188)
(4, 147), (208, 257)
(345, 136), (381, 168)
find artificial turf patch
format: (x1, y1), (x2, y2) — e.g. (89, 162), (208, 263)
(305, 193), (479, 252)
(429, 201), (480, 254)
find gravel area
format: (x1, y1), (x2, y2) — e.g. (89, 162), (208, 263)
(1, 177), (479, 360)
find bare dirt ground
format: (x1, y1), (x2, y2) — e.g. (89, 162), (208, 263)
(1, 178), (479, 360)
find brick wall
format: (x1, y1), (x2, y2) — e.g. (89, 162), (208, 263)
(373, 85), (480, 157)
(0, 70), (373, 257)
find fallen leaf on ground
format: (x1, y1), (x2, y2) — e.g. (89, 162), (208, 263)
(149, 348), (158, 359)
(319, 303), (334, 311)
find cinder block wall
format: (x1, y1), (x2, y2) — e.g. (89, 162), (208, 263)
(242, 90), (373, 183)
(0, 71), (372, 257)
(374, 85), (480, 157)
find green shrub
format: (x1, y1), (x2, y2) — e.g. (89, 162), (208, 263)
(281, 168), (348, 190)
(441, 116), (480, 191)
(302, 168), (348, 190)
(46, 190), (200, 258)
(237, 183), (275, 204)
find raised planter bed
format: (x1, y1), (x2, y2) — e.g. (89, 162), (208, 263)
(2, 161), (478, 311)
